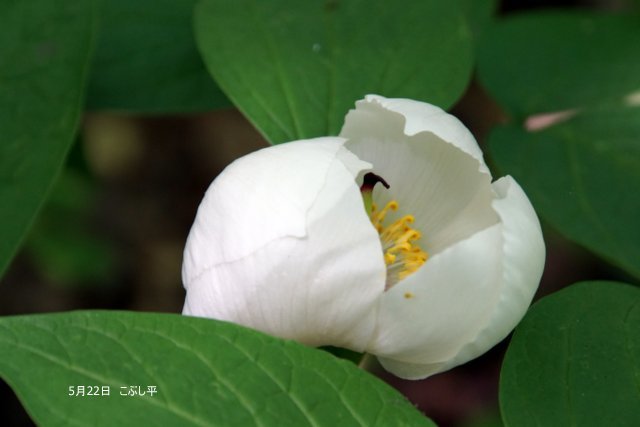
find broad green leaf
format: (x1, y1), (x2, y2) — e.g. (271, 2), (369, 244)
(477, 11), (640, 118)
(0, 0), (97, 278)
(489, 104), (640, 279)
(86, 0), (230, 113)
(500, 281), (640, 427)
(0, 311), (435, 427)
(195, 0), (473, 144)
(478, 10), (640, 279)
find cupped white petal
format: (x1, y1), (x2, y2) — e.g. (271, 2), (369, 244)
(183, 139), (385, 350)
(368, 223), (504, 379)
(373, 176), (545, 380)
(341, 95), (489, 174)
(340, 96), (498, 255)
(183, 138), (351, 283)
(433, 176), (545, 372)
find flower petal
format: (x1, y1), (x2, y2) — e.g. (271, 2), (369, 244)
(183, 138), (348, 281)
(340, 96), (498, 255)
(374, 177), (545, 379)
(341, 95), (489, 174)
(432, 176), (545, 373)
(183, 140), (385, 350)
(369, 222), (504, 379)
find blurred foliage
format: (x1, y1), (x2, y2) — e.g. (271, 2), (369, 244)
(86, 0), (230, 113)
(461, 0), (498, 43)
(478, 10), (640, 279)
(478, 11), (640, 117)
(0, 0), (97, 278)
(460, 410), (503, 427)
(25, 169), (116, 288)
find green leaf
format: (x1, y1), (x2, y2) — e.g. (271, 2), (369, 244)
(0, 311), (435, 427)
(461, 0), (497, 42)
(477, 11), (640, 118)
(0, 0), (98, 278)
(195, 0), (473, 144)
(500, 281), (640, 427)
(489, 104), (640, 279)
(86, 0), (230, 113)
(478, 10), (640, 278)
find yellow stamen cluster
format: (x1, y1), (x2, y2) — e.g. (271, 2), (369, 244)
(370, 200), (429, 288)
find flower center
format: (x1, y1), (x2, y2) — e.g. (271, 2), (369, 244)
(360, 173), (429, 289)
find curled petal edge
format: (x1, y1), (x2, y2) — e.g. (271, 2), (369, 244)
(351, 95), (491, 175)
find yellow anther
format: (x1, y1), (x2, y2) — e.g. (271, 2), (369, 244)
(379, 215), (415, 241)
(371, 200), (399, 228)
(398, 229), (420, 244)
(367, 199), (429, 289)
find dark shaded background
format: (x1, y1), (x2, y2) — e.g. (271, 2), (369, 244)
(1, 0), (636, 425)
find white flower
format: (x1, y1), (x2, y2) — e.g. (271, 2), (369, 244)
(182, 95), (545, 380)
